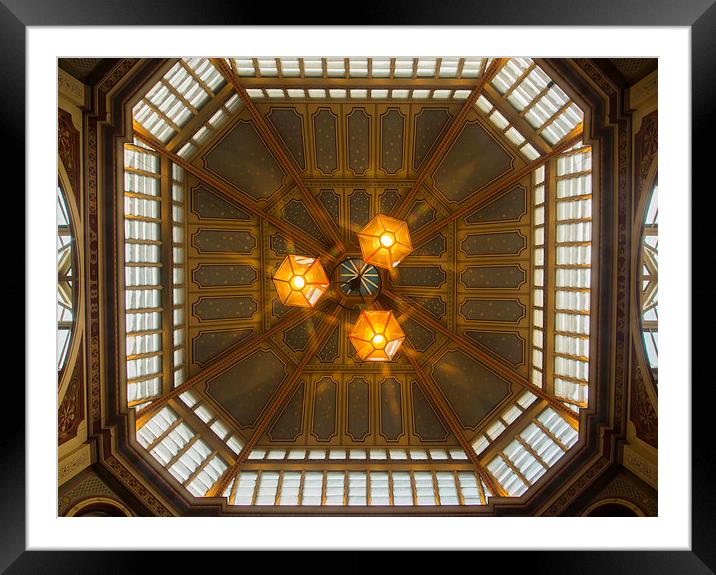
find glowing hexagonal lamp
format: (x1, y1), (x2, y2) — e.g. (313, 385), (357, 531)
(357, 214), (413, 270)
(272, 255), (329, 308)
(348, 310), (405, 361)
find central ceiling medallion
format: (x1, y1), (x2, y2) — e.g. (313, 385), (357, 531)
(357, 214), (413, 269)
(272, 217), (413, 361)
(348, 310), (405, 362)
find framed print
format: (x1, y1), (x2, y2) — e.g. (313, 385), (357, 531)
(11, 0), (711, 570)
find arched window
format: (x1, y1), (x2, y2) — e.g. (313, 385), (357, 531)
(640, 183), (658, 378)
(57, 183), (76, 373)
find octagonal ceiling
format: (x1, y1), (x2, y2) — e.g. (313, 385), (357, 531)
(122, 57), (593, 509)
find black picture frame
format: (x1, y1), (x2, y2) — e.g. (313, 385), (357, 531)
(10, 0), (712, 570)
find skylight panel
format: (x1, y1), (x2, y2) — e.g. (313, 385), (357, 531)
(303, 58), (323, 77)
(325, 472), (345, 505)
(369, 471), (390, 505)
(349, 58), (368, 77)
(457, 472), (482, 504)
(432, 90), (451, 99)
(435, 472), (459, 505)
(350, 89), (367, 98)
(390, 89), (409, 98)
(453, 90), (471, 99)
(255, 472), (280, 505)
(414, 472), (436, 505)
(416, 58), (437, 77)
(287, 89), (305, 98)
(371, 58), (391, 77)
(472, 434), (490, 455)
(371, 89), (388, 99)
(279, 58), (300, 77)
(326, 57), (345, 77)
(257, 58), (279, 77)
(308, 89), (326, 98)
(278, 472), (301, 505)
(438, 57), (460, 77)
(392, 472), (413, 505)
(328, 89), (346, 98)
(475, 94), (493, 114)
(411, 90), (430, 99)
(394, 58), (413, 78)
(246, 89), (264, 99)
(348, 472), (367, 505)
(461, 57), (484, 78)
(235, 472), (259, 505)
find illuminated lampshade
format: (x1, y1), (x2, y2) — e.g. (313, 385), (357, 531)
(357, 214), (413, 270)
(348, 310), (405, 361)
(272, 255), (329, 307)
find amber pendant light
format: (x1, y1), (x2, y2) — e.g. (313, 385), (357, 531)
(348, 310), (405, 361)
(272, 255), (329, 307)
(357, 214), (413, 270)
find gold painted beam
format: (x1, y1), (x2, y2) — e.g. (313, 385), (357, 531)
(134, 305), (316, 428)
(207, 302), (343, 497)
(212, 58), (346, 253)
(391, 58), (509, 220)
(133, 124), (339, 264)
(382, 290), (580, 428)
(410, 127), (584, 247)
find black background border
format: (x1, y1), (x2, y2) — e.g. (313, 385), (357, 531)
(8, 0), (713, 570)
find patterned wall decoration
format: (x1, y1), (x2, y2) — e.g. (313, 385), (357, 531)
(431, 349), (511, 430)
(283, 315), (319, 352)
(347, 108), (371, 175)
(380, 378), (404, 441)
(380, 108), (405, 175)
(464, 330), (525, 366)
(413, 108), (451, 169)
(282, 198), (327, 242)
(459, 299), (526, 323)
(411, 381), (449, 441)
(379, 189), (401, 213)
(460, 231), (527, 257)
(58, 108), (81, 201)
(313, 108), (339, 175)
(191, 185), (252, 220)
(268, 108), (306, 170)
(268, 381), (305, 441)
(405, 199), (436, 232)
(433, 120), (515, 203)
(394, 265), (446, 288)
(193, 329), (254, 366)
(58, 359), (84, 445)
(318, 189), (340, 221)
(192, 229), (256, 254)
(349, 189), (372, 235)
(465, 185), (527, 224)
(347, 377), (370, 441)
(399, 317), (436, 352)
(460, 265), (526, 289)
(204, 120), (285, 199)
(193, 296), (258, 321)
(207, 349), (288, 428)
(405, 296), (447, 320)
(192, 264), (257, 288)
(316, 324), (340, 363)
(411, 234), (446, 257)
(312, 377), (338, 441)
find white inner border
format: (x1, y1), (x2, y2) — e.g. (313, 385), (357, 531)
(28, 26), (690, 550)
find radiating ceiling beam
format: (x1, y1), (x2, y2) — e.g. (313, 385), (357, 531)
(410, 126), (584, 247)
(207, 302), (343, 498)
(390, 58), (509, 220)
(212, 58), (346, 253)
(397, 332), (507, 498)
(382, 290), (580, 427)
(134, 305), (316, 428)
(133, 124), (338, 264)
